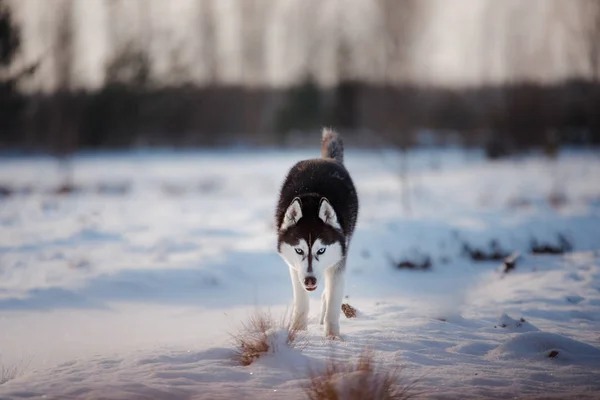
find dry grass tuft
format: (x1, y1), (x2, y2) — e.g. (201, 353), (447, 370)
(303, 349), (417, 400)
(0, 359), (31, 385)
(232, 310), (305, 366)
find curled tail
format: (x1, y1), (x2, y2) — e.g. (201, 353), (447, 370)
(321, 128), (344, 164)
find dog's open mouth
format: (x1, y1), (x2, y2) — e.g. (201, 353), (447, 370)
(304, 286), (317, 292)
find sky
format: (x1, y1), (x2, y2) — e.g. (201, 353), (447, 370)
(9, 0), (592, 91)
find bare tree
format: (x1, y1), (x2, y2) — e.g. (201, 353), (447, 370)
(379, 0), (419, 85)
(105, 0), (151, 87)
(0, 0), (19, 70)
(239, 0), (269, 137)
(376, 0), (421, 214)
(51, 0), (79, 193)
(580, 0), (600, 144)
(0, 0), (25, 146)
(574, 0), (600, 82)
(240, 0), (268, 85)
(566, 0), (600, 144)
(196, 0), (218, 84)
(53, 0), (74, 91)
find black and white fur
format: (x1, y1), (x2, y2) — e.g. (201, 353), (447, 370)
(275, 128), (359, 337)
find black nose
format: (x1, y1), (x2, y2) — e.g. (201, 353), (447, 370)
(304, 277), (317, 287)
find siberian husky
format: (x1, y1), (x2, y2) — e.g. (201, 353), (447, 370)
(275, 128), (359, 337)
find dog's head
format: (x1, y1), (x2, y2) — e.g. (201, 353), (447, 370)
(277, 196), (346, 292)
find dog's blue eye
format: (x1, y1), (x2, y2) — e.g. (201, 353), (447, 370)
(317, 248), (326, 255)
(295, 248), (304, 255)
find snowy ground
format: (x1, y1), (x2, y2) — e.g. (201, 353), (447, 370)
(0, 147), (599, 399)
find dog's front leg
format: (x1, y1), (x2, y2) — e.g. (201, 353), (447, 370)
(289, 267), (309, 330)
(319, 290), (327, 325)
(324, 264), (345, 337)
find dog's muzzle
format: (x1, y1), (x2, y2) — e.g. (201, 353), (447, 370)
(303, 276), (317, 291)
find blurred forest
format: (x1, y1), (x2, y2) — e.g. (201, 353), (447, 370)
(1, 0), (600, 157)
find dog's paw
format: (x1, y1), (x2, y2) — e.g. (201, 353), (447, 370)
(325, 333), (344, 341)
(324, 323), (340, 338)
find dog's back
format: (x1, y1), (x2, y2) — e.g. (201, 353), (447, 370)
(275, 129), (358, 238)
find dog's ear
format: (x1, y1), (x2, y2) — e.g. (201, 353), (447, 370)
(319, 198), (341, 230)
(280, 197), (302, 231)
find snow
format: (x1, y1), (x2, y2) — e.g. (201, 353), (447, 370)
(1, 148), (600, 399)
